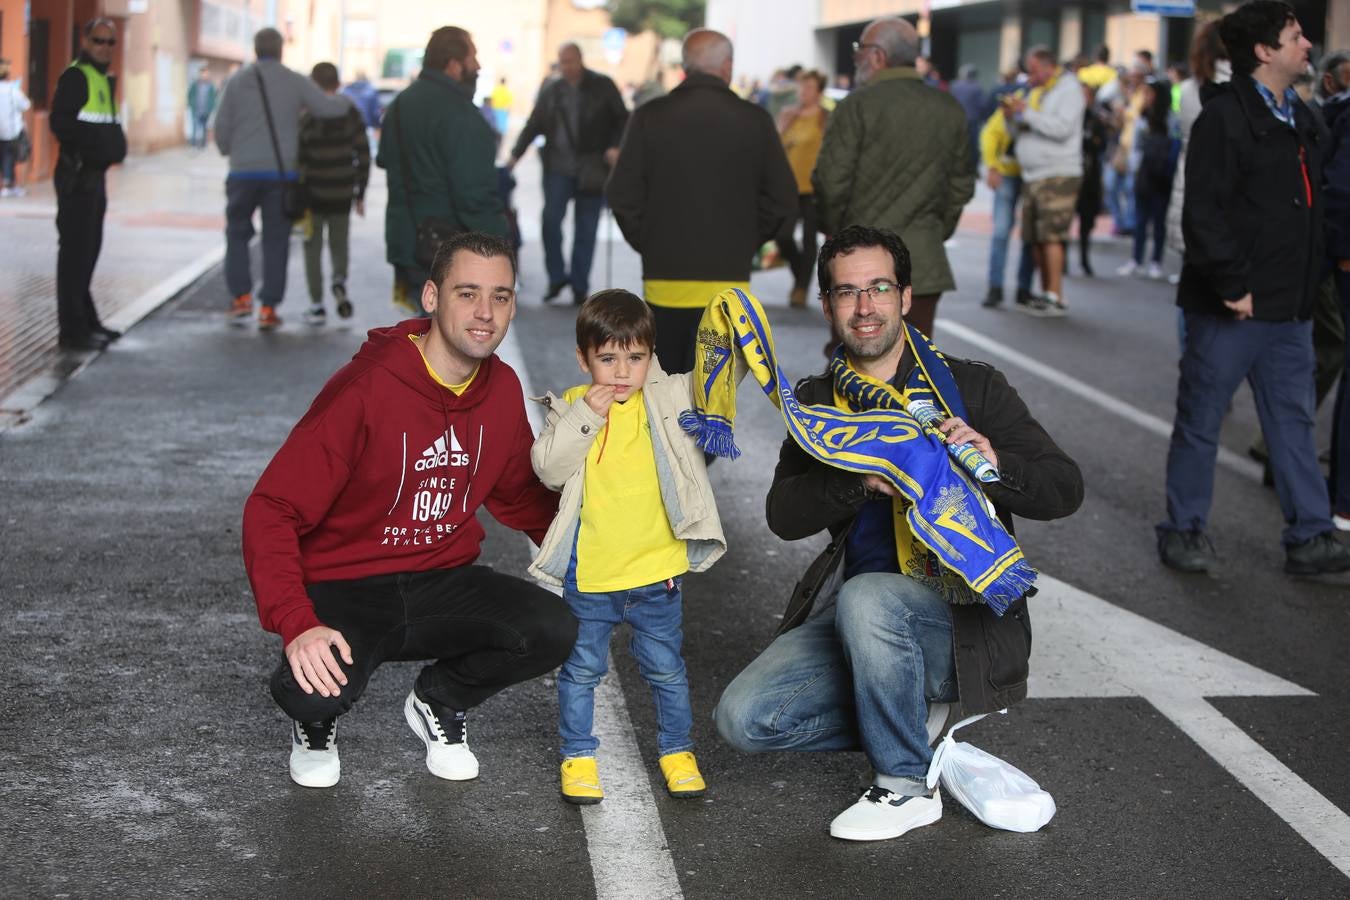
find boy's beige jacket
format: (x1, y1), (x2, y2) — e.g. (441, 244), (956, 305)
(528, 360), (727, 588)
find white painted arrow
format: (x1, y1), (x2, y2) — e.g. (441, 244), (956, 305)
(1030, 575), (1349, 879)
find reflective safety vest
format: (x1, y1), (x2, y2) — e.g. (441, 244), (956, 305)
(70, 60), (117, 125)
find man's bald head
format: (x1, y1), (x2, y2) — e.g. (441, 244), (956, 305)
(682, 29), (734, 83)
(559, 41), (584, 83)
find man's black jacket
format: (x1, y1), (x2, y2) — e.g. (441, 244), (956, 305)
(766, 356), (1083, 715)
(606, 72), (797, 283)
(1178, 76), (1329, 320)
(510, 69), (628, 170)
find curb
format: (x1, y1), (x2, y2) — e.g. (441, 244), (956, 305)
(0, 244), (225, 432)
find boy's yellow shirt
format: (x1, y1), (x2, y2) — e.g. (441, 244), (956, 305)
(563, 384), (687, 592)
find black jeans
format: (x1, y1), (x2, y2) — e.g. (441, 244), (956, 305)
(55, 163), (109, 342)
(777, 193), (819, 291)
(270, 566), (578, 722)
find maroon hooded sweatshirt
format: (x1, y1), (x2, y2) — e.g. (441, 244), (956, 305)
(242, 318), (558, 645)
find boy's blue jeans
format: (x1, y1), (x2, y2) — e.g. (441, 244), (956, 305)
(558, 577), (694, 759)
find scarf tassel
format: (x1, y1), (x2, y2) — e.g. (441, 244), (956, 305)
(982, 558), (1038, 617)
(679, 410), (743, 460)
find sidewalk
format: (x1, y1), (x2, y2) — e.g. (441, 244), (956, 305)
(0, 147), (228, 423)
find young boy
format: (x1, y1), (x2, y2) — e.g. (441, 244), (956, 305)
(529, 289), (727, 804)
(297, 62), (369, 325)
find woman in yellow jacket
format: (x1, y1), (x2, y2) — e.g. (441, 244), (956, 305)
(776, 70), (829, 307)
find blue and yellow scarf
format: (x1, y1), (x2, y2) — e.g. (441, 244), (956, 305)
(680, 288), (1035, 615)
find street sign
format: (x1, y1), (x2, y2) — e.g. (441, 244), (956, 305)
(1131, 0), (1196, 16)
(602, 27), (627, 66)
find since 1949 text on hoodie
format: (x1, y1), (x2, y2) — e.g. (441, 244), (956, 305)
(242, 319), (559, 646)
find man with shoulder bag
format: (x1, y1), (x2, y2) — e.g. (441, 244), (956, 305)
(508, 42), (628, 306)
(378, 26), (509, 318)
(214, 27), (348, 331)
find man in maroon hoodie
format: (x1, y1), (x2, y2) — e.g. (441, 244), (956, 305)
(243, 231), (576, 788)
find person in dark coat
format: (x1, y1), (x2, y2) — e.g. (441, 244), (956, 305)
(1158, 0), (1350, 577)
(607, 29), (796, 374)
(1075, 83), (1108, 276)
(508, 42), (628, 305)
(715, 226), (1082, 843)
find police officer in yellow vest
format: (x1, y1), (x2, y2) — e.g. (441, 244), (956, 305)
(49, 17), (127, 352)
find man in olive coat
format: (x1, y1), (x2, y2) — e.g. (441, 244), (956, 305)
(812, 17), (975, 338)
(377, 26), (507, 314)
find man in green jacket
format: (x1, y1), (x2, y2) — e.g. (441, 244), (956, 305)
(377, 26), (507, 316)
(812, 17), (974, 338)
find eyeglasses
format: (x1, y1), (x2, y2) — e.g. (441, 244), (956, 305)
(90, 37), (116, 47)
(852, 41), (882, 57)
(826, 280), (902, 305)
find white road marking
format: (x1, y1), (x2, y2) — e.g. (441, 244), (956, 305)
(1032, 575), (1350, 877)
(937, 318), (1267, 483)
(499, 327), (684, 900)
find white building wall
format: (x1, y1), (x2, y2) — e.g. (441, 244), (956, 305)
(706, 0), (824, 83)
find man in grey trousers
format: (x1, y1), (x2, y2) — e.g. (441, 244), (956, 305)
(214, 28), (347, 330)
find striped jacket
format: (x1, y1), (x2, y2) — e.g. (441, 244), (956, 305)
(298, 104), (370, 214)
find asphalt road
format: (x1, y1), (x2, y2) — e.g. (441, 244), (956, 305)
(3, 164), (1349, 898)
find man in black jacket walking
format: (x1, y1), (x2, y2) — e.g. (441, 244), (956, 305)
(714, 226), (1082, 842)
(607, 29), (797, 373)
(49, 18), (127, 352)
(1158, 1), (1350, 576)
(509, 43), (627, 305)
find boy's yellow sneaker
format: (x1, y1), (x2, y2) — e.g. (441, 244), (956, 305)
(659, 751), (706, 799)
(560, 756), (604, 805)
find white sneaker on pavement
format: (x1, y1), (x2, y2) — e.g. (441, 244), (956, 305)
(404, 688), (479, 780)
(289, 719), (339, 788)
(830, 785), (943, 841)
(1146, 262), (1164, 280)
(302, 305), (327, 326)
(1333, 513), (1350, 532)
(1116, 260), (1139, 277)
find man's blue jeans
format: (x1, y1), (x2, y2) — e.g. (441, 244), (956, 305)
(1161, 313), (1332, 545)
(988, 174), (1022, 291)
(224, 177), (291, 306)
(714, 573), (957, 795)
(542, 170), (604, 297)
(558, 578), (693, 759)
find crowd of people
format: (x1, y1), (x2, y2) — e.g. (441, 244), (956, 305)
(27, 0), (1350, 847)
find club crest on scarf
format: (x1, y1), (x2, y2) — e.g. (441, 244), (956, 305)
(680, 288), (1036, 615)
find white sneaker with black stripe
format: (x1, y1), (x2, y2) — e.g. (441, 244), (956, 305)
(829, 785), (942, 841)
(404, 688), (479, 780)
(290, 719), (339, 788)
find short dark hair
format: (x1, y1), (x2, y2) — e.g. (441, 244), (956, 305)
(1136, 49), (1155, 65)
(1221, 1), (1297, 77)
(254, 27), (283, 59)
(424, 26), (472, 74)
(817, 225), (912, 297)
(430, 232), (517, 288)
(1095, 44), (1111, 64)
(576, 290), (656, 355)
(310, 62), (339, 90)
(1026, 45), (1056, 66)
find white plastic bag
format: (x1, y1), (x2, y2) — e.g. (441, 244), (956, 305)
(924, 710), (1056, 833)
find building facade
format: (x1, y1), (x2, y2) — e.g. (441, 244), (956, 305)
(708, 0), (1344, 89)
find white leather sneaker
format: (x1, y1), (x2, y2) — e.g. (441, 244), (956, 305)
(289, 719), (339, 788)
(404, 689), (479, 781)
(830, 785), (942, 841)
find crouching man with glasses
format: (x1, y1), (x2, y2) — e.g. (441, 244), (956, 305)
(714, 225), (1083, 841)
